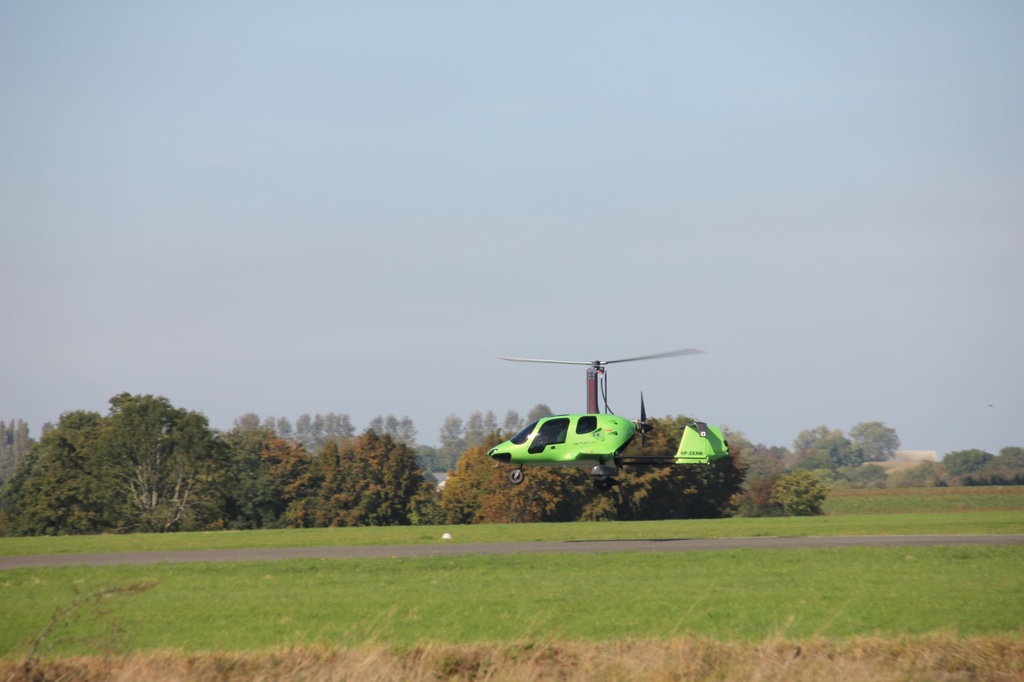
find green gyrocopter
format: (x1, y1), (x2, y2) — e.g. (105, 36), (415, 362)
(487, 349), (730, 491)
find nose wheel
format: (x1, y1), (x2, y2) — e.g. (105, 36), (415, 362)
(509, 468), (525, 485)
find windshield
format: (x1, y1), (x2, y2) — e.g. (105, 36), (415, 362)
(510, 420), (540, 445)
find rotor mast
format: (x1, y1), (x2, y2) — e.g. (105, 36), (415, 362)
(586, 364), (602, 414)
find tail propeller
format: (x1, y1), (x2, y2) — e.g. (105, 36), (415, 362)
(637, 393), (654, 455)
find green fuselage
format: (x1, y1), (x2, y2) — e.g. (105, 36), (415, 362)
(487, 414), (637, 468)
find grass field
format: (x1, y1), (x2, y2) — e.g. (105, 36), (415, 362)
(3, 544), (1023, 656)
(2, 511), (1023, 559)
(2, 487), (1023, 680)
(824, 485), (1024, 515)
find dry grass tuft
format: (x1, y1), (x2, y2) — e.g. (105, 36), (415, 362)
(3, 635), (1024, 682)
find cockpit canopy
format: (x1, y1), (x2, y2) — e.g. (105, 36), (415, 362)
(508, 415), (601, 447)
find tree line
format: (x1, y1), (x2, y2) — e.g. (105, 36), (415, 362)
(726, 421), (1024, 516)
(0, 394), (747, 535)
(3, 393), (1021, 535)
(1, 394), (437, 535)
(227, 408), (547, 476)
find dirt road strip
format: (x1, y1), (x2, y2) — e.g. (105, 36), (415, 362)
(2, 534), (1022, 569)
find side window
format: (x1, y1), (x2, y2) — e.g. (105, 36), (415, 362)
(575, 415), (598, 435)
(529, 417), (570, 453)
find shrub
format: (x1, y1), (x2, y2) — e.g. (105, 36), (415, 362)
(771, 470), (828, 516)
(942, 449), (994, 477)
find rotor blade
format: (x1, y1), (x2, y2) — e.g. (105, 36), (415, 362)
(602, 348), (704, 365)
(500, 348), (704, 367)
(498, 356), (596, 366)
(640, 392), (647, 423)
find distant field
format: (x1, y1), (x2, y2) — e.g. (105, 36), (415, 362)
(824, 485), (1024, 515)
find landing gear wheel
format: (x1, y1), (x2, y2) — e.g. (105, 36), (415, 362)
(590, 464), (618, 492)
(509, 468), (525, 485)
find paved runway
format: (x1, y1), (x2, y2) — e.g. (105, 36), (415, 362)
(2, 534), (1022, 570)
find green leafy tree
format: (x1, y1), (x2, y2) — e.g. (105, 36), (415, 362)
(1, 419), (34, 486)
(295, 414), (323, 451)
(413, 444), (441, 474)
(944, 448), (1023, 486)
(440, 439), (505, 524)
(501, 410), (523, 433)
(367, 415), (417, 447)
(260, 435), (317, 527)
(849, 421), (900, 462)
(352, 430), (427, 525)
(892, 460), (946, 488)
(794, 426), (859, 470)
(306, 446), (359, 527)
(610, 415), (745, 520)
(408, 484), (446, 526)
(526, 404), (554, 423)
(309, 431), (427, 527)
(484, 411), (499, 436)
(439, 437), (588, 525)
(437, 415), (465, 473)
(793, 425), (831, 456)
(442, 406), (565, 524)
(322, 413), (356, 444)
(477, 466), (591, 524)
(263, 416), (294, 441)
(942, 449), (995, 477)
(733, 439), (790, 517)
(997, 447), (1024, 469)
(220, 426), (286, 529)
(735, 473), (783, 517)
(442, 432), (591, 524)
(464, 411), (486, 449)
(2, 398), (231, 536)
(609, 463), (686, 521)
(0, 411), (107, 535)
(975, 447), (1024, 485)
(100, 393), (224, 533)
(233, 413), (262, 432)
(771, 470), (828, 516)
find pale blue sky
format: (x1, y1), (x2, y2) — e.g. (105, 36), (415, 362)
(2, 2), (1021, 457)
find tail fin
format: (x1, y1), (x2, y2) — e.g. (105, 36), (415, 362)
(675, 422), (730, 464)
